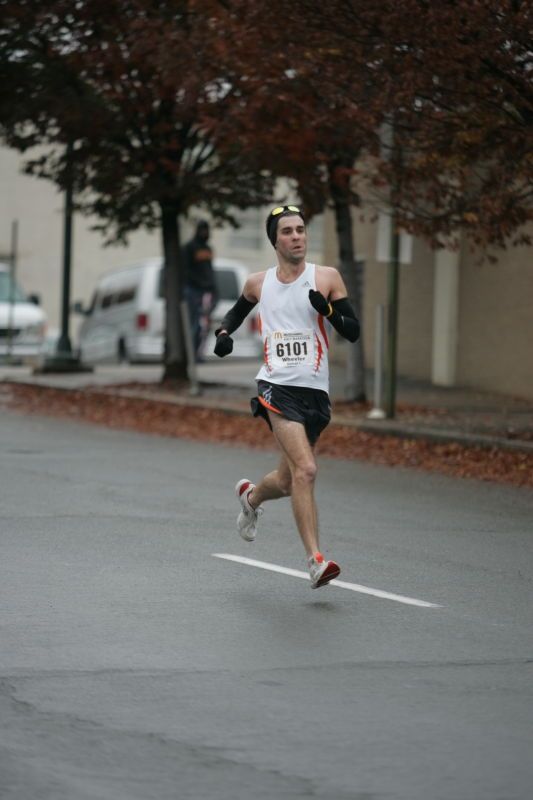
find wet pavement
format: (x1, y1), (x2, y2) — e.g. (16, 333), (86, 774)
(2, 407), (533, 800)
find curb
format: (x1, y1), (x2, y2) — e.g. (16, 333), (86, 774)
(356, 420), (533, 455)
(4, 377), (533, 456)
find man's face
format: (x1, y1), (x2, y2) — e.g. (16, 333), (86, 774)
(275, 215), (307, 263)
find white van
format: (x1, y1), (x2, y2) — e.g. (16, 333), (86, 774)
(75, 257), (261, 364)
(0, 262), (47, 362)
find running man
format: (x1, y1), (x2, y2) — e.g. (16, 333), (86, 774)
(213, 205), (360, 588)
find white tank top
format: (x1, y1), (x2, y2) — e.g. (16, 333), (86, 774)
(255, 263), (330, 392)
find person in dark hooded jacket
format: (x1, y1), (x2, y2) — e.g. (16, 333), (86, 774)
(183, 220), (218, 361)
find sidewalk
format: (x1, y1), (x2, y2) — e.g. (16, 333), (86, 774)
(1, 360), (533, 453)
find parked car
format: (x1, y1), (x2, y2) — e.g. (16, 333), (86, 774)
(74, 257), (261, 364)
(0, 262), (47, 363)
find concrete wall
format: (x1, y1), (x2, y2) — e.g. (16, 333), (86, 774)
(330, 207), (533, 401)
(344, 211), (435, 381)
(457, 238), (533, 400)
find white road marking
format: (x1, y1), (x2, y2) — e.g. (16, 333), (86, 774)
(212, 553), (442, 608)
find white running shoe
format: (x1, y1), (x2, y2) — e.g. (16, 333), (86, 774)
(308, 552), (340, 589)
(235, 479), (263, 542)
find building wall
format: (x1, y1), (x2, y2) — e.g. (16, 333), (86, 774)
(397, 237), (435, 379)
(457, 239), (533, 399)
(348, 211), (435, 381)
(337, 206), (533, 401)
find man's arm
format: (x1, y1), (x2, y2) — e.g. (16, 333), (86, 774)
(310, 267), (360, 343)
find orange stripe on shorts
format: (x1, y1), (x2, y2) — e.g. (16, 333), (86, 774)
(258, 396), (282, 415)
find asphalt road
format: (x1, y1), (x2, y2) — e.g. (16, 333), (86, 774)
(1, 409), (532, 800)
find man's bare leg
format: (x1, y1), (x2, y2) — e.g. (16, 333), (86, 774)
(248, 454), (292, 508)
(266, 413), (320, 558)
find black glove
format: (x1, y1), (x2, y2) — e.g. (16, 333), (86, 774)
(308, 289), (331, 316)
(214, 331), (233, 357)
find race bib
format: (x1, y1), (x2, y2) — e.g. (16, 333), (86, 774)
(270, 330), (314, 368)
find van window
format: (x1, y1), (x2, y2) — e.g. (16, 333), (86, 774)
(215, 269), (239, 301)
(0, 271), (27, 303)
(116, 287), (136, 304)
(156, 266), (239, 301)
(101, 292), (115, 309)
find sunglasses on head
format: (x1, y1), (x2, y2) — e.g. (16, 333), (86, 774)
(270, 205), (301, 216)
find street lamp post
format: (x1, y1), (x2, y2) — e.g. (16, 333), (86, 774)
(36, 141), (92, 374)
(56, 140), (74, 357)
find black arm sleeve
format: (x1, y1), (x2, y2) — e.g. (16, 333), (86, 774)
(328, 297), (360, 343)
(215, 294), (257, 336)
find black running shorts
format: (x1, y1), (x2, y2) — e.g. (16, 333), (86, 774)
(251, 380), (331, 445)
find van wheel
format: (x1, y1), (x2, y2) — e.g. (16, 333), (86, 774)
(117, 339), (128, 363)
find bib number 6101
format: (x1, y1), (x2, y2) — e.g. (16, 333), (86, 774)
(276, 340), (308, 359)
(270, 330), (314, 367)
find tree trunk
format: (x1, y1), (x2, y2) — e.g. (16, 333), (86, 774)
(160, 202), (188, 381)
(329, 170), (367, 402)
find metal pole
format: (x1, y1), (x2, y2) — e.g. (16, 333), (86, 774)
(367, 304), (386, 419)
(56, 140), (73, 356)
(385, 216), (400, 419)
(6, 220), (18, 363)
